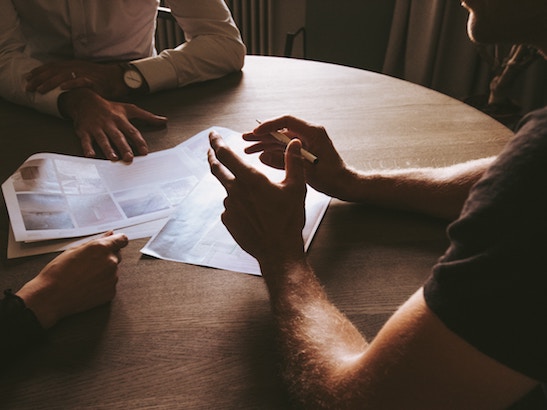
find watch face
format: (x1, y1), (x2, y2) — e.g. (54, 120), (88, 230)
(124, 69), (143, 89)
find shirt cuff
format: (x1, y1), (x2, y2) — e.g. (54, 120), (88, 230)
(31, 87), (65, 117)
(132, 57), (178, 93)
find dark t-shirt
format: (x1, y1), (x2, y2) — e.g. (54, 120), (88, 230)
(424, 107), (547, 382)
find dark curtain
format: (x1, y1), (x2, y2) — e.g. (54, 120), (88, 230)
(382, 0), (547, 121)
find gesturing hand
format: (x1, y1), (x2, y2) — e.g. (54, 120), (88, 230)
(59, 88), (167, 162)
(16, 232), (129, 329)
(26, 60), (128, 99)
(243, 115), (353, 200)
(208, 131), (307, 268)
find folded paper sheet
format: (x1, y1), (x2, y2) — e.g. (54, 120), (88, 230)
(141, 128), (330, 275)
(2, 129), (212, 243)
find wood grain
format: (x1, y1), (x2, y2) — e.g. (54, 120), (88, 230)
(0, 56), (512, 409)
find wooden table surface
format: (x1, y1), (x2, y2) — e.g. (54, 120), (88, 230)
(0, 56), (512, 409)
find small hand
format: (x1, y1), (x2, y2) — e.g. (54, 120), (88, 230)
(26, 60), (128, 99)
(16, 232), (129, 328)
(208, 130), (307, 267)
(59, 88), (167, 162)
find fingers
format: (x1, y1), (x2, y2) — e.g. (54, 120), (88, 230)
(109, 127), (136, 163)
(26, 60), (93, 93)
(78, 128), (132, 163)
(75, 103), (164, 162)
(208, 148), (232, 190)
(208, 131), (255, 180)
(284, 139), (306, 186)
(81, 232), (128, 252)
(124, 105), (168, 155)
(243, 141), (282, 155)
(25, 68), (59, 93)
(78, 132), (97, 158)
(76, 128), (120, 161)
(105, 124), (141, 163)
(208, 132), (236, 189)
(31, 76), (92, 94)
(102, 232), (129, 251)
(245, 141), (286, 170)
(242, 131), (276, 143)
(27, 62), (60, 79)
(27, 75), (62, 94)
(127, 106), (168, 129)
(245, 117), (324, 166)
(90, 232), (129, 266)
(126, 105), (167, 149)
(253, 115), (317, 138)
(26, 66), (86, 93)
(60, 77), (93, 91)
(81, 232), (128, 266)
(138, 111), (168, 128)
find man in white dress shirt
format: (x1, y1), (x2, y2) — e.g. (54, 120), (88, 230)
(0, 0), (246, 162)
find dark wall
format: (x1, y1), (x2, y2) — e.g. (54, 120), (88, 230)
(303, 1), (396, 73)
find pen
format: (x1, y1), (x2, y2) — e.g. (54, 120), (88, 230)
(255, 120), (318, 164)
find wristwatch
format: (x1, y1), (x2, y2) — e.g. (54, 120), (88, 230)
(120, 63), (148, 93)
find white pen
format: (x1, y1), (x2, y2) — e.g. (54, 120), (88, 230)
(255, 120), (318, 164)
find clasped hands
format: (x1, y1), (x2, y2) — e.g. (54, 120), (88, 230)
(26, 60), (166, 163)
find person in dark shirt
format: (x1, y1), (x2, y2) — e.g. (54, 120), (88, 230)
(1, 232), (128, 357)
(206, 0), (547, 408)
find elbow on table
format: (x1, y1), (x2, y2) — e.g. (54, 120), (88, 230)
(226, 36), (246, 72)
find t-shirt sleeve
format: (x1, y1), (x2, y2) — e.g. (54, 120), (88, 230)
(424, 107), (547, 382)
(0, 289), (46, 360)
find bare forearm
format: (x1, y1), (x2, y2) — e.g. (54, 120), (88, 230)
(336, 157), (494, 220)
(262, 259), (369, 408)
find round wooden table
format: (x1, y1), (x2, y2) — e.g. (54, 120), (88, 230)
(0, 56), (512, 409)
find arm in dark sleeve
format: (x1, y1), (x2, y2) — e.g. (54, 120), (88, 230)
(0, 289), (46, 360)
(424, 107), (547, 382)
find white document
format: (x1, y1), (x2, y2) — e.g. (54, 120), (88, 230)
(141, 129), (331, 276)
(3, 126), (330, 275)
(7, 218), (168, 259)
(2, 128), (214, 242)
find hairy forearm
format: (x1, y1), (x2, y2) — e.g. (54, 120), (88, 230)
(262, 259), (369, 408)
(337, 157), (494, 220)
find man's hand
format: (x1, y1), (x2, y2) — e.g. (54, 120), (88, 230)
(26, 60), (129, 99)
(16, 232), (129, 329)
(208, 130), (307, 269)
(243, 115), (354, 200)
(59, 88), (167, 162)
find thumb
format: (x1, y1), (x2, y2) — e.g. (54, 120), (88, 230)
(129, 105), (168, 126)
(284, 139), (306, 188)
(104, 232), (129, 250)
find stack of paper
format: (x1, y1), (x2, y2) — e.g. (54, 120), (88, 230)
(2, 127), (330, 275)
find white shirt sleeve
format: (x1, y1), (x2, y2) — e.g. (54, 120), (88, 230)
(0, 0), (63, 116)
(132, 0), (246, 93)
(0, 0), (246, 115)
